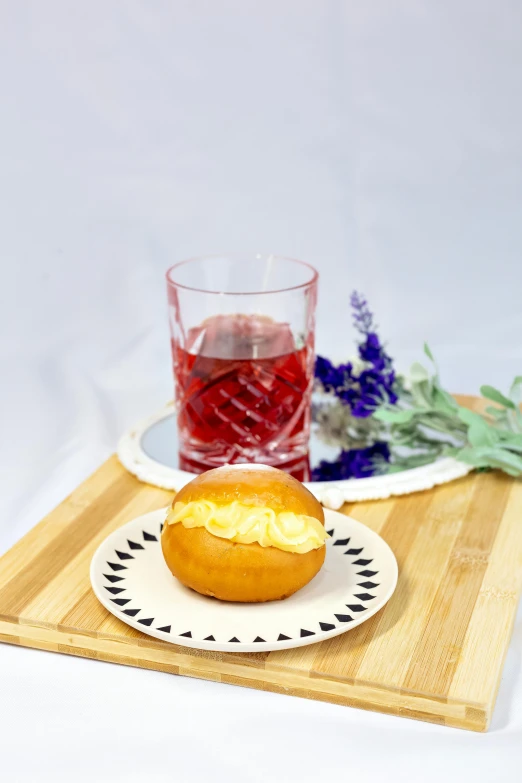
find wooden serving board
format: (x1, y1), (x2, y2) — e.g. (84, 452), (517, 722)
(1, 396), (522, 731)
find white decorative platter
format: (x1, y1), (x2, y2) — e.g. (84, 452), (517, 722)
(90, 507), (398, 653)
(117, 404), (472, 508)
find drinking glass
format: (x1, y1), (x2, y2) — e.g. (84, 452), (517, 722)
(166, 255), (318, 481)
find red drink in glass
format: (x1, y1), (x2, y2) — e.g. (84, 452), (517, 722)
(166, 256), (318, 480)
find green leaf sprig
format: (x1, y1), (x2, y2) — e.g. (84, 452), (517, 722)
(374, 345), (522, 476)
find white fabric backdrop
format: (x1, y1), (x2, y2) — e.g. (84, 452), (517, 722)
(1, 1), (521, 780)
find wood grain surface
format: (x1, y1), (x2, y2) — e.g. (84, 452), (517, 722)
(1, 396), (521, 731)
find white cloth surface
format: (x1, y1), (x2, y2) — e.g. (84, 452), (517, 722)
(1, 1), (522, 780)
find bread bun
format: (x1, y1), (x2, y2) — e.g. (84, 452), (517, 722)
(161, 465), (326, 602)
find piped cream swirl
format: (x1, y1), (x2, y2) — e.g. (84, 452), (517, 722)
(166, 500), (328, 554)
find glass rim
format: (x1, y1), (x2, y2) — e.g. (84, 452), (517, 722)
(165, 254), (319, 296)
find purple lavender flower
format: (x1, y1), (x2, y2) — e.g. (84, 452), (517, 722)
(314, 290), (397, 418)
(312, 442), (390, 481)
(314, 355), (341, 393)
(350, 291), (374, 335)
(312, 291), (397, 479)
(359, 333), (386, 369)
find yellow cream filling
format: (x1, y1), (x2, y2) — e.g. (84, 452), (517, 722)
(166, 500), (328, 554)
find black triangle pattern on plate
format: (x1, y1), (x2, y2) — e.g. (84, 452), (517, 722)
(104, 586), (125, 595)
(143, 530), (158, 542)
(106, 522), (387, 647)
(107, 561), (127, 572)
(115, 550), (134, 561)
(319, 622), (336, 631)
(160, 522), (164, 532)
(326, 529), (334, 537)
(334, 614), (353, 623)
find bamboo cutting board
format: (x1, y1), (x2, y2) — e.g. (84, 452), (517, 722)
(1, 397), (522, 731)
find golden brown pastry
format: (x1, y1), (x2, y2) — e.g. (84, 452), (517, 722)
(161, 465), (327, 602)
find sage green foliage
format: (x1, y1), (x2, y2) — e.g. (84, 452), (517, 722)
(374, 345), (522, 476)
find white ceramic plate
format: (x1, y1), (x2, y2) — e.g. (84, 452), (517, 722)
(117, 404), (472, 507)
(90, 507), (398, 653)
